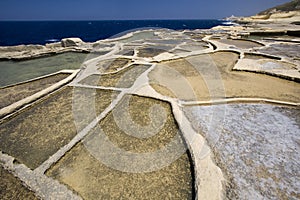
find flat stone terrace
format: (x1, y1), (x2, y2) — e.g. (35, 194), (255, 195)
(0, 27), (299, 199)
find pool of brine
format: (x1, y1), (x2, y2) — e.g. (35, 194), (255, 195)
(0, 52), (87, 87)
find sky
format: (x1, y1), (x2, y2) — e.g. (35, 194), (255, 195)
(0, 0), (291, 20)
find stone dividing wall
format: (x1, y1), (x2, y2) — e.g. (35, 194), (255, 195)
(0, 26), (299, 199)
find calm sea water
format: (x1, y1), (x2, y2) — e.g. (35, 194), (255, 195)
(0, 20), (227, 46)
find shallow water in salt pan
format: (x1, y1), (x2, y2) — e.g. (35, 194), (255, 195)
(0, 52), (87, 87)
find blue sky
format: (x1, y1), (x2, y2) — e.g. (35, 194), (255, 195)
(0, 0), (291, 20)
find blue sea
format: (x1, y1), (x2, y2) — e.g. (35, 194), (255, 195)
(0, 20), (229, 46)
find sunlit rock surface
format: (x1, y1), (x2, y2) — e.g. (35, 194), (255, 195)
(61, 38), (83, 47)
(0, 20), (299, 200)
(184, 104), (300, 199)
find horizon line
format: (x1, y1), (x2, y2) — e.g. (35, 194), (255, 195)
(0, 18), (225, 22)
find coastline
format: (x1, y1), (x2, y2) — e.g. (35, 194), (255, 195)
(2, 19), (299, 81)
(0, 20), (226, 46)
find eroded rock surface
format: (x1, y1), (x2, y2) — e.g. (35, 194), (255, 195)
(0, 20), (299, 200)
(184, 104), (300, 199)
(61, 38), (83, 47)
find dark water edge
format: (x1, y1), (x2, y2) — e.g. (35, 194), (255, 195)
(0, 20), (227, 46)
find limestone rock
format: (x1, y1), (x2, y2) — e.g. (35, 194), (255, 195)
(61, 38), (83, 47)
(45, 42), (62, 48)
(0, 45), (46, 53)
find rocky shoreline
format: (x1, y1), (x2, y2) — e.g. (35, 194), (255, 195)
(0, 38), (91, 61)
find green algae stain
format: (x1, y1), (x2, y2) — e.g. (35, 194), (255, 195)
(0, 52), (87, 87)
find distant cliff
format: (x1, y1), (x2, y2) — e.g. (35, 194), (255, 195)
(236, 0), (300, 23)
(258, 0), (300, 15)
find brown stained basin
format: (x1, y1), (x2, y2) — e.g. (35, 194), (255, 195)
(97, 58), (131, 73)
(0, 87), (118, 169)
(80, 64), (150, 88)
(217, 39), (263, 49)
(46, 94), (193, 199)
(0, 166), (38, 199)
(137, 47), (166, 57)
(149, 51), (300, 102)
(0, 73), (69, 109)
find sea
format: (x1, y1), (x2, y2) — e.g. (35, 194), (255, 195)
(0, 20), (231, 46)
